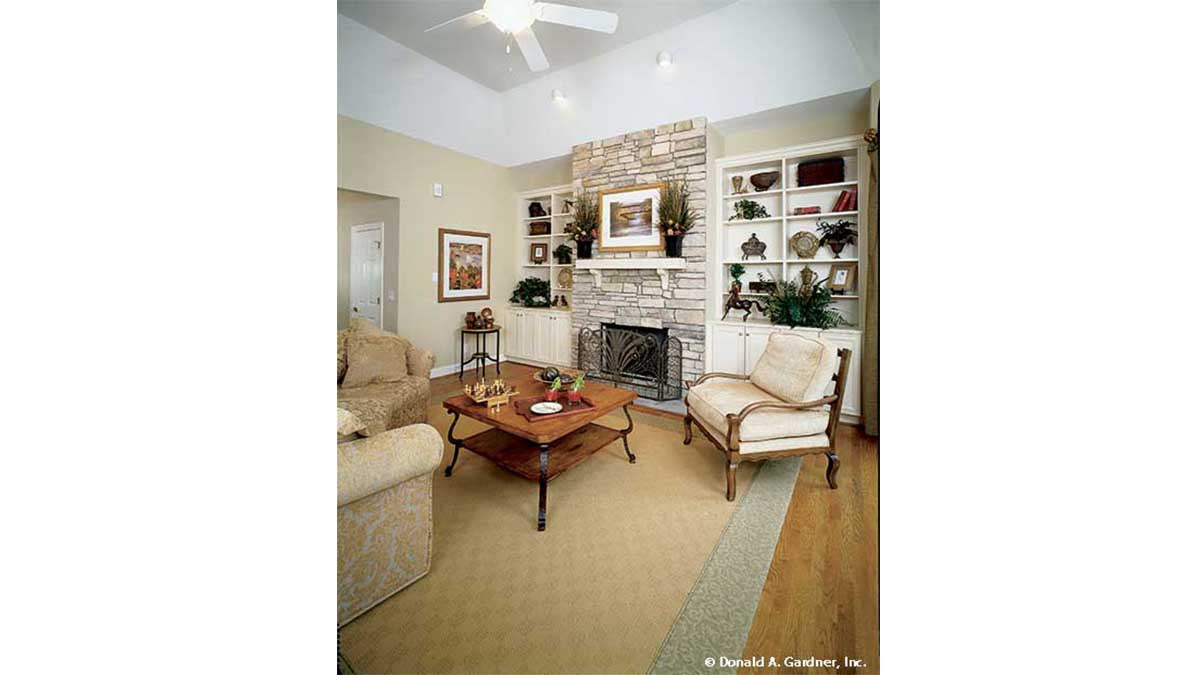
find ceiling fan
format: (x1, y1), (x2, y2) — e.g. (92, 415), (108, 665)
(425, 0), (619, 72)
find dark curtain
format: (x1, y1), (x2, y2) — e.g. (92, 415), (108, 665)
(862, 121), (879, 436)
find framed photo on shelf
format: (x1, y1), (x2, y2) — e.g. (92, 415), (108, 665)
(437, 228), (491, 303)
(530, 242), (548, 264)
(598, 183), (663, 252)
(827, 262), (856, 294)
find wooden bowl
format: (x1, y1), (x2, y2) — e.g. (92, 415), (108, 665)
(749, 171), (780, 191)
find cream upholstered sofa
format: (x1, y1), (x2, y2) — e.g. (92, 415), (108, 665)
(684, 332), (851, 500)
(337, 419), (444, 626)
(338, 318), (435, 438)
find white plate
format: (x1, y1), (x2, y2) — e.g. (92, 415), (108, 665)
(530, 401), (563, 415)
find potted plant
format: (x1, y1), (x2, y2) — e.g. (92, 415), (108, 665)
(566, 191), (599, 259)
(546, 376), (562, 402)
(764, 273), (845, 329)
(731, 199), (769, 221)
(658, 179), (697, 258)
(816, 219), (858, 258)
(509, 277), (552, 307)
(553, 243), (573, 264)
(567, 375), (584, 404)
(729, 263), (746, 293)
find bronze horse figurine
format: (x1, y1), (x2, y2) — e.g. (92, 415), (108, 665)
(722, 285), (766, 321)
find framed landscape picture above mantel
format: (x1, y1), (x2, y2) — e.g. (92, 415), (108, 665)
(438, 228), (491, 303)
(598, 183), (663, 252)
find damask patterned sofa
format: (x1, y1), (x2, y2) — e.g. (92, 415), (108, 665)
(337, 419), (443, 626)
(337, 318), (435, 437)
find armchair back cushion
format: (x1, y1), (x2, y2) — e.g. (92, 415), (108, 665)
(342, 333), (411, 389)
(750, 332), (839, 404)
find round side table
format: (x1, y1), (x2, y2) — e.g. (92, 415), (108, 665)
(460, 326), (501, 380)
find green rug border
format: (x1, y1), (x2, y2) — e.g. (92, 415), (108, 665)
(648, 456), (803, 674)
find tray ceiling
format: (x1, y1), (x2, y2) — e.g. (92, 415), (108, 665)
(337, 0), (738, 91)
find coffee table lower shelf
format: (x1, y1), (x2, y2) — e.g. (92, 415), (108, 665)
(445, 415), (637, 531)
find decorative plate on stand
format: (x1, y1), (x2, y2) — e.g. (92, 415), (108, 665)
(789, 231), (820, 259)
(557, 267), (573, 289)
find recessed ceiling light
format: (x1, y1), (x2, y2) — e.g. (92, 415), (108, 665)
(657, 51), (673, 68)
(551, 88), (566, 103)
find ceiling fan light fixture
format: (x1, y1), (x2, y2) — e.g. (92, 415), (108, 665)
(551, 88), (566, 104)
(657, 51), (673, 68)
(483, 0), (536, 34)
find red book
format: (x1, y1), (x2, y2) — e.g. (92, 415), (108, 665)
(796, 206), (821, 215)
(847, 187), (858, 211)
(833, 190), (849, 212)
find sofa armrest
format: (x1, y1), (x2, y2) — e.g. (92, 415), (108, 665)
(407, 345), (435, 378)
(337, 423), (444, 506)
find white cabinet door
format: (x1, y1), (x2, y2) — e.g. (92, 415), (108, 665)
(552, 315), (572, 365)
(820, 331), (862, 419)
(519, 311), (536, 360)
(506, 310), (523, 359)
(711, 324), (745, 374)
(536, 314), (555, 362)
(744, 328), (772, 373)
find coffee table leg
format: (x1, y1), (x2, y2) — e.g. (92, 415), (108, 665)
(445, 411), (463, 477)
(619, 405), (637, 464)
(538, 444), (549, 531)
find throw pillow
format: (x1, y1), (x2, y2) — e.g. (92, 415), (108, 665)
(749, 333), (839, 403)
(341, 333), (410, 388)
(337, 408), (366, 437)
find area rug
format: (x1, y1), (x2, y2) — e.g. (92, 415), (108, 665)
(339, 402), (792, 674)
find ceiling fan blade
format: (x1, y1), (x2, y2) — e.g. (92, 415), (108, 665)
(424, 10), (488, 33)
(534, 2), (619, 34)
(513, 26), (549, 72)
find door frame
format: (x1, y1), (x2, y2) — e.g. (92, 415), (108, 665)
(349, 222), (385, 328)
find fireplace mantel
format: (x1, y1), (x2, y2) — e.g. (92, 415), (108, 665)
(575, 258), (688, 290)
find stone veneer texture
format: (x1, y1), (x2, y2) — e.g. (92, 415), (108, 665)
(570, 117), (709, 386)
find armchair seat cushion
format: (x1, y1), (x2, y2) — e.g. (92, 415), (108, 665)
(689, 378), (829, 443)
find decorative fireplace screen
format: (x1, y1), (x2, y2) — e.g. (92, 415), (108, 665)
(578, 324), (682, 401)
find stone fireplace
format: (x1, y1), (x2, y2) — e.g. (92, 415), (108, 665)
(569, 118), (709, 391)
(577, 323), (682, 401)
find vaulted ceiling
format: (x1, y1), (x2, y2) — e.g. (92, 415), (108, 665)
(337, 1), (739, 92)
(338, 0), (879, 166)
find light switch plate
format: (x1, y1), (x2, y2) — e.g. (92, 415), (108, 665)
(431, 272), (438, 283)
(387, 290), (395, 302)
(433, 182), (443, 198)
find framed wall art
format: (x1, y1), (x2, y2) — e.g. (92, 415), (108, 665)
(530, 242), (548, 264)
(438, 228), (491, 303)
(827, 262), (857, 294)
(597, 183), (663, 252)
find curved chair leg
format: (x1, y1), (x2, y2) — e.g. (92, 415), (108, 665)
(682, 413), (693, 445)
(825, 452), (840, 489)
(726, 458), (738, 501)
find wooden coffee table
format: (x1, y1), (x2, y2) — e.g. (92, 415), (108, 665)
(442, 375), (637, 531)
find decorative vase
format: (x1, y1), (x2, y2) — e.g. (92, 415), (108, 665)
(731, 176), (745, 194)
(750, 171), (780, 192)
(577, 240), (593, 259)
(528, 201), (546, 217)
(465, 311), (477, 328)
(665, 234), (684, 257)
(828, 241), (847, 258)
(731, 280), (743, 293)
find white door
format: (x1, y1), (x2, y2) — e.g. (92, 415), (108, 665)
(554, 315), (572, 365)
(506, 310), (524, 359)
(349, 223), (383, 328)
(535, 314), (554, 362)
(711, 324), (745, 374)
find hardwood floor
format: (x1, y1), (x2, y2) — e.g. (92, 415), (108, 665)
(431, 363), (880, 674)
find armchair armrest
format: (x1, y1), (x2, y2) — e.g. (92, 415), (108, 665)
(337, 423), (444, 506)
(407, 345), (435, 378)
(690, 371), (751, 387)
(733, 395), (838, 421)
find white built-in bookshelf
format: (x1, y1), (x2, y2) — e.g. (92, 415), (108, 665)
(515, 184), (575, 309)
(714, 136), (870, 328)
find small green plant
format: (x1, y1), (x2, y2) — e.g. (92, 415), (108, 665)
(765, 276), (844, 329)
(566, 191), (599, 242)
(553, 243), (573, 263)
(550, 377), (562, 391)
(658, 179), (698, 236)
(572, 375), (585, 392)
(509, 276), (552, 307)
(816, 219), (858, 247)
(731, 199), (769, 221)
(729, 263), (746, 281)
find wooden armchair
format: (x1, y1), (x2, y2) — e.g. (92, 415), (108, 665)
(683, 332), (851, 500)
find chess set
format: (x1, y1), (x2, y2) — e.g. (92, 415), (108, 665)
(463, 379), (518, 411)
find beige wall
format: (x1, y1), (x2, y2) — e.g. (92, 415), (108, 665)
(338, 116), (516, 372)
(719, 96), (871, 157)
(337, 189), (399, 331)
(508, 154), (572, 192)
